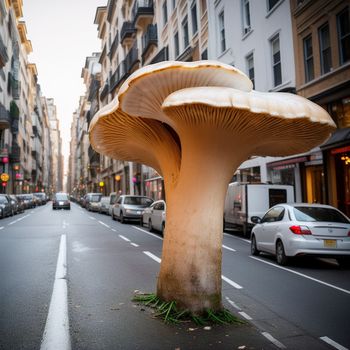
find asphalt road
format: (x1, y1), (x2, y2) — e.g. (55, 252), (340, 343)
(0, 202), (349, 350)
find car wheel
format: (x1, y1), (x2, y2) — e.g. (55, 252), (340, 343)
(337, 257), (350, 269)
(161, 222), (165, 236)
(276, 240), (288, 266)
(120, 212), (125, 224)
(149, 219), (153, 232)
(251, 235), (260, 256)
(223, 218), (226, 232)
(112, 211), (116, 221)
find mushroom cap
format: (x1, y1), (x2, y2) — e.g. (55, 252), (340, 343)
(162, 86), (336, 157)
(118, 60), (253, 128)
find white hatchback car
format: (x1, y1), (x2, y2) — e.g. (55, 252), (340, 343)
(142, 200), (166, 234)
(250, 203), (350, 267)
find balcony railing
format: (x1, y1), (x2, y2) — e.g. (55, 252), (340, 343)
(109, 31), (119, 59)
(8, 72), (21, 99)
(142, 24), (157, 63)
(0, 102), (10, 129)
(151, 46), (169, 64)
(132, 0), (154, 27)
(109, 60), (127, 93)
(100, 80), (109, 101)
(0, 34), (9, 68)
(125, 43), (139, 73)
(120, 21), (136, 44)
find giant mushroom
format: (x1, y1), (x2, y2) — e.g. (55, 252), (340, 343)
(89, 60), (336, 315)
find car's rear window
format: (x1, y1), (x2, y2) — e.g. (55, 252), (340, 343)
(124, 197), (153, 206)
(0, 196), (7, 204)
(90, 195), (102, 202)
(55, 193), (68, 201)
(293, 206), (350, 223)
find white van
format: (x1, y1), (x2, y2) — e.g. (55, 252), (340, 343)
(223, 182), (295, 237)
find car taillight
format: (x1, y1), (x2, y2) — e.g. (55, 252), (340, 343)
(289, 225), (311, 235)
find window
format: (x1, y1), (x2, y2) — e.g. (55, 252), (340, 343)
(246, 53), (255, 88)
(267, 0), (280, 11)
(337, 7), (350, 65)
(261, 206), (285, 223)
(243, 0), (251, 34)
(303, 35), (314, 82)
(174, 31), (179, 57)
(271, 34), (281, 87)
(172, 0), (176, 11)
(191, 1), (198, 35)
(319, 23), (332, 74)
(162, 1), (168, 27)
(219, 11), (226, 53)
(182, 16), (189, 48)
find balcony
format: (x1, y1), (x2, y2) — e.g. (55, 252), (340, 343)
(109, 32), (119, 60)
(120, 21), (136, 45)
(125, 43), (139, 73)
(142, 24), (157, 64)
(10, 143), (20, 163)
(0, 102), (10, 129)
(88, 145), (100, 167)
(0, 34), (9, 68)
(8, 72), (21, 99)
(109, 60), (127, 93)
(151, 46), (169, 64)
(100, 80), (109, 101)
(132, 0), (154, 29)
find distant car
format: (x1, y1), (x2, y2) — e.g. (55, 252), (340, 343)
(99, 196), (111, 214)
(52, 193), (71, 210)
(6, 195), (20, 215)
(0, 194), (12, 218)
(250, 203), (350, 267)
(142, 200), (166, 234)
(111, 195), (153, 223)
(11, 195), (25, 213)
(16, 194), (36, 208)
(85, 193), (102, 212)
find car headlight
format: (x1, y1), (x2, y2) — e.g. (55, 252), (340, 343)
(126, 209), (133, 213)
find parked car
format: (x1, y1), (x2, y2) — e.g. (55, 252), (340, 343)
(99, 196), (111, 214)
(0, 194), (13, 218)
(11, 195), (25, 213)
(52, 192), (71, 210)
(85, 193), (103, 212)
(6, 195), (20, 215)
(33, 192), (48, 205)
(111, 195), (153, 223)
(142, 200), (166, 234)
(250, 203), (350, 267)
(108, 192), (119, 216)
(16, 194), (36, 208)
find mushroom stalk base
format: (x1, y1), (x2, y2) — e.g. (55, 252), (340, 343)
(156, 132), (247, 314)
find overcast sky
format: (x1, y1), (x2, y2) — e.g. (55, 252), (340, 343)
(23, 0), (106, 179)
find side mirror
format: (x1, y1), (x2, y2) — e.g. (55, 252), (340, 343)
(251, 216), (261, 224)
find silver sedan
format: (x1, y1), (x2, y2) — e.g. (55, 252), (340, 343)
(250, 203), (350, 267)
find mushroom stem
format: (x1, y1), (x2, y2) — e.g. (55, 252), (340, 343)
(157, 127), (251, 313)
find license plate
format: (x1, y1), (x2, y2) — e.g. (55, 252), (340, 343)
(324, 239), (336, 248)
(59, 201), (64, 205)
(137, 211), (141, 214)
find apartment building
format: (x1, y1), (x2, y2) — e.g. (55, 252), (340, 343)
(291, 0), (350, 216)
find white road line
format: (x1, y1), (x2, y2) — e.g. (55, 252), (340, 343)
(88, 216), (95, 220)
(0, 226), (4, 230)
(111, 229), (116, 232)
(8, 220), (17, 225)
(143, 251), (161, 263)
(222, 244), (236, 252)
(132, 226), (163, 240)
(224, 232), (251, 243)
(261, 332), (286, 349)
(225, 296), (241, 311)
(238, 311), (252, 320)
(130, 242), (139, 247)
(40, 234), (71, 350)
(320, 337), (348, 350)
(98, 221), (110, 228)
(119, 235), (130, 242)
(221, 275), (243, 289)
(250, 256), (350, 295)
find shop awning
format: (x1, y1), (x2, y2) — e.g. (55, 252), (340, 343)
(320, 127), (350, 150)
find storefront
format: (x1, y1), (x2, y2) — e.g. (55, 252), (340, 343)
(142, 166), (164, 200)
(321, 128), (350, 217)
